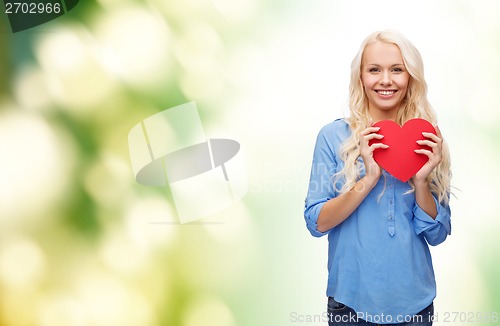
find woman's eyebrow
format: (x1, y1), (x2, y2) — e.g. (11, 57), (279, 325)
(365, 63), (405, 67)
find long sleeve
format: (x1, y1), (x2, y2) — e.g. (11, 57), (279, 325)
(412, 196), (451, 246)
(304, 125), (339, 237)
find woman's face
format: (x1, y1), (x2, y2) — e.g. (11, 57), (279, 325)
(361, 41), (410, 120)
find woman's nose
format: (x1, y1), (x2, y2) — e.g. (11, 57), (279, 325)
(379, 71), (392, 85)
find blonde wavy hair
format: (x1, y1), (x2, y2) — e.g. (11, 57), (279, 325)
(335, 30), (451, 204)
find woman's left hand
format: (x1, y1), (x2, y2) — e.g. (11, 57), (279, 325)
(412, 126), (443, 184)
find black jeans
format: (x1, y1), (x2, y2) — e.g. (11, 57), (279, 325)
(327, 297), (434, 325)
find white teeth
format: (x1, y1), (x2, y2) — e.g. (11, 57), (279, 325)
(378, 90), (395, 95)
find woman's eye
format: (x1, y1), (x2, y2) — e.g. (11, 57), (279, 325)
(392, 68), (403, 72)
(369, 68), (380, 73)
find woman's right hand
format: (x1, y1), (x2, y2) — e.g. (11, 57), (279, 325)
(359, 125), (388, 185)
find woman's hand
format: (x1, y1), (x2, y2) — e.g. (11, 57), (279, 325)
(359, 125), (388, 186)
(413, 126), (443, 185)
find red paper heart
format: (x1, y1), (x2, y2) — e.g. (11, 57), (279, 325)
(369, 118), (436, 182)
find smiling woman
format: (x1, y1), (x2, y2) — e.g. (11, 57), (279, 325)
(304, 30), (452, 326)
(361, 42), (410, 121)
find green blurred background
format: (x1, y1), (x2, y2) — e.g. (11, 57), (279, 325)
(1, 0), (499, 325)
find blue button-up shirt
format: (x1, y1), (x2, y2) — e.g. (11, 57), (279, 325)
(304, 119), (451, 323)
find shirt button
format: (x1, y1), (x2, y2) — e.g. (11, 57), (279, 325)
(389, 215), (393, 220)
(389, 200), (393, 204)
